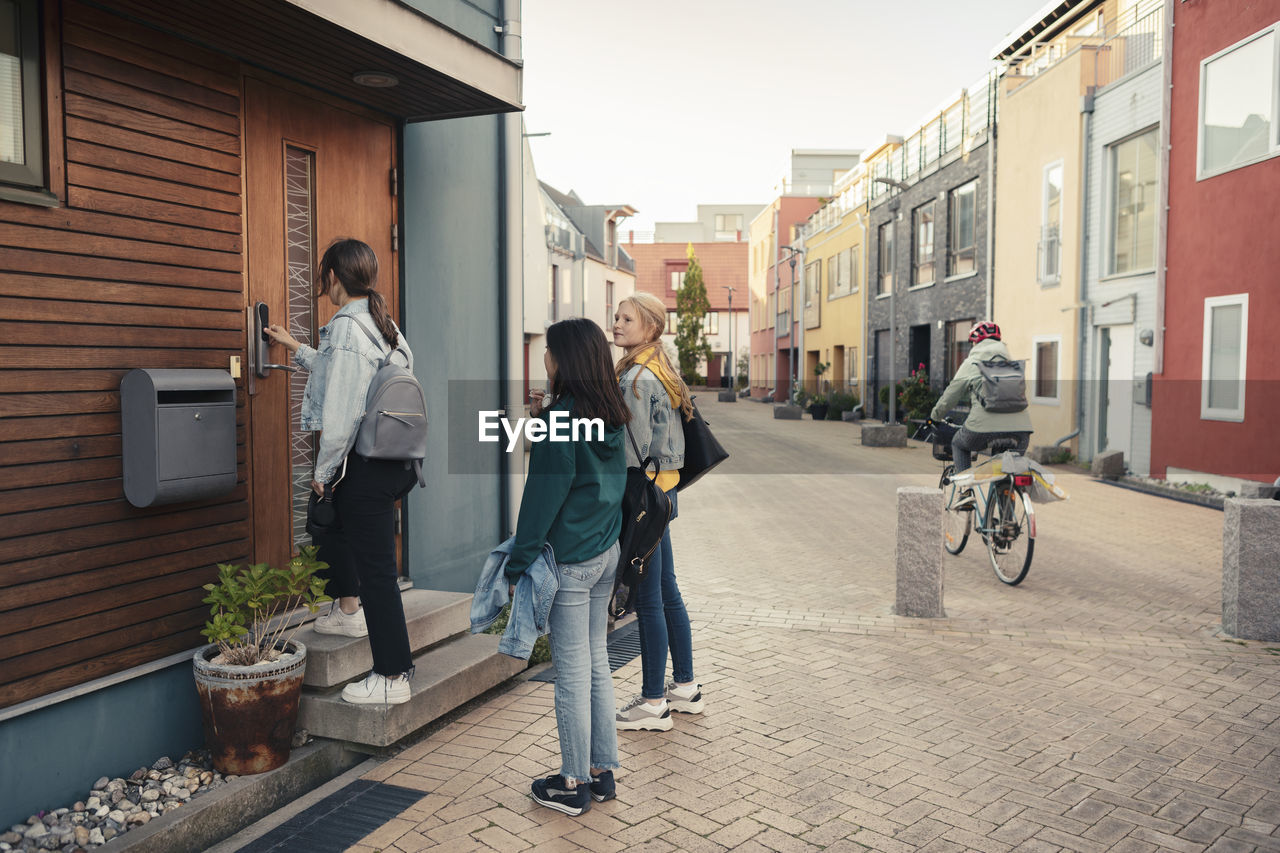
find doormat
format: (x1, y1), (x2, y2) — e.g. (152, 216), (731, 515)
(235, 780), (422, 853)
(529, 619), (642, 683)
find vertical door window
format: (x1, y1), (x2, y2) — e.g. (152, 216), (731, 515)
(877, 221), (894, 295)
(285, 147), (317, 550)
(1202, 294), (1248, 421)
(1039, 163), (1063, 284)
(1110, 129), (1159, 274)
(913, 201), (936, 286)
(1033, 337), (1061, 401)
(947, 180), (977, 276)
(945, 319), (974, 380)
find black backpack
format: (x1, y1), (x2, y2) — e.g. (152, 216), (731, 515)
(610, 426), (673, 618)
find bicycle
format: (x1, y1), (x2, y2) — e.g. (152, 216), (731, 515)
(915, 419), (1037, 585)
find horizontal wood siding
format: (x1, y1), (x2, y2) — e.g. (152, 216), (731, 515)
(0, 1), (249, 709)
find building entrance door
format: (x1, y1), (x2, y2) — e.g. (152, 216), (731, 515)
(1098, 325), (1134, 457)
(243, 76), (397, 568)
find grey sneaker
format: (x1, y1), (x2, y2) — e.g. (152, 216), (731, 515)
(615, 695), (673, 731)
(665, 681), (704, 714)
(315, 604), (368, 637)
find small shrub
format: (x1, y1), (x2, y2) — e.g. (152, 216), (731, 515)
(484, 603), (551, 665)
(826, 390), (859, 419)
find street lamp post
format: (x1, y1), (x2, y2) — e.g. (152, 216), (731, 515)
(872, 177), (908, 425)
(780, 245), (804, 403)
(722, 285), (736, 393)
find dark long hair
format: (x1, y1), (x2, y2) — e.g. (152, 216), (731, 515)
(546, 318), (631, 430)
(317, 238), (397, 346)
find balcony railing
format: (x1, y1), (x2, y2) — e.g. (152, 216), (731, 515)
(1037, 224), (1061, 285)
(1091, 5), (1164, 91)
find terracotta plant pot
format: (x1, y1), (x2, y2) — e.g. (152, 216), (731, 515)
(193, 641), (307, 775)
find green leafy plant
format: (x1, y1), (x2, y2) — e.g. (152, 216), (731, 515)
(878, 364), (939, 422)
(675, 245), (713, 386)
(826, 390), (860, 420)
(201, 546), (332, 666)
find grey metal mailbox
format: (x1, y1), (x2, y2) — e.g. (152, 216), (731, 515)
(121, 369), (237, 508)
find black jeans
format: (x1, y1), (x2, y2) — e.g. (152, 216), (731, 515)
(952, 428), (1031, 473)
(315, 454), (417, 676)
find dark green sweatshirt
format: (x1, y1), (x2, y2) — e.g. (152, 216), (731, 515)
(505, 396), (626, 578)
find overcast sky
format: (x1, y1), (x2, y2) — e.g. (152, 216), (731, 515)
(521, 0), (1048, 235)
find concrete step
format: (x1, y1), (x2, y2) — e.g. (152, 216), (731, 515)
(297, 633), (525, 747)
(298, 589), (472, 688)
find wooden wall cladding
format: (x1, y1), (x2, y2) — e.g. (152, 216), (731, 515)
(0, 1), (250, 710)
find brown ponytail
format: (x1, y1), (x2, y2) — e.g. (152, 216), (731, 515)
(317, 238), (397, 346)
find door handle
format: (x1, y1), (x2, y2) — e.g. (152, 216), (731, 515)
(252, 302), (299, 378)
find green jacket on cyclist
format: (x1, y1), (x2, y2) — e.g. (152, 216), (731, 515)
(930, 337), (1034, 434)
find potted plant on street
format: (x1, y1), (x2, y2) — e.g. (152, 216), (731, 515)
(807, 362), (832, 421)
(193, 546), (330, 775)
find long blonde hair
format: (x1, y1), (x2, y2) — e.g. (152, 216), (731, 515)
(614, 292), (694, 420)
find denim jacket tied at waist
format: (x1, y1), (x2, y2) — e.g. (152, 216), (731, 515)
(469, 537), (559, 660)
(292, 300), (413, 484)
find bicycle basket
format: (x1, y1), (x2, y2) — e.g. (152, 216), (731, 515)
(930, 421), (958, 461)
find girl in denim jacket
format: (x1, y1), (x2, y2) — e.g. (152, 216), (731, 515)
(611, 292), (706, 732)
(264, 238), (417, 706)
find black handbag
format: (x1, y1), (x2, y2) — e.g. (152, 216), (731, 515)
(676, 401), (729, 491)
(610, 426), (673, 618)
(306, 483), (340, 537)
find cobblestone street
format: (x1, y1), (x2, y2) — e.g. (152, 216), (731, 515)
(352, 399), (1279, 852)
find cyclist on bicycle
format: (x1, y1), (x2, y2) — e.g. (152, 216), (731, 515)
(929, 321), (1033, 510)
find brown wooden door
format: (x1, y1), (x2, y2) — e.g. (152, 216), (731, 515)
(243, 75), (397, 567)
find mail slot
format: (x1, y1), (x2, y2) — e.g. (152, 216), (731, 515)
(121, 369), (237, 508)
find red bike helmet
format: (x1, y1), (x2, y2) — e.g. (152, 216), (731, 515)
(968, 321), (1001, 344)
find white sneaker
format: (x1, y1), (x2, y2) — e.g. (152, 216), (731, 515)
(665, 681), (705, 714)
(314, 604), (368, 637)
(341, 672), (411, 705)
(615, 695), (673, 731)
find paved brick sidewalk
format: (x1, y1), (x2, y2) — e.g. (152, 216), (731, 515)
(349, 401), (1279, 852)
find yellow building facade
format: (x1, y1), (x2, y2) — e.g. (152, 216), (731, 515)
(992, 0), (1133, 449)
(799, 164), (869, 405)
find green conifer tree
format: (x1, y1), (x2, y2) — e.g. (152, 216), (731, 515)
(675, 244), (712, 385)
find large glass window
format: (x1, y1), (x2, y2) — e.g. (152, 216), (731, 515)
(877, 221), (894, 296)
(912, 201), (936, 286)
(1199, 26), (1279, 178)
(1110, 129), (1159, 274)
(947, 181), (977, 276)
(1202, 294), (1248, 421)
(0, 0), (44, 189)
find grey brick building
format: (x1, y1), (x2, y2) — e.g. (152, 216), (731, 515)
(866, 78), (996, 420)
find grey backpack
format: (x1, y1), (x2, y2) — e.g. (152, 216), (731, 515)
(346, 316), (428, 487)
(975, 356), (1029, 414)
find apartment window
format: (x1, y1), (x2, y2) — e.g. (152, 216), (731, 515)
(947, 180), (977, 276)
(1199, 25), (1280, 178)
(605, 281), (614, 328)
(1032, 336), (1061, 402)
(877, 221), (894, 296)
(913, 201), (936, 286)
(1038, 163), (1063, 284)
(666, 312), (678, 335)
(944, 319), (974, 381)
(1202, 294), (1248, 421)
(1, 0), (44, 189)
(715, 213), (743, 240)
(850, 245), (861, 292)
(1108, 128), (1159, 275)
(805, 259), (821, 306)
(668, 264), (687, 292)
(847, 346), (858, 383)
(548, 265), (560, 322)
(702, 312), (720, 335)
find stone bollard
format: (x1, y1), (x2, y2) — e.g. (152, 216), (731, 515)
(1222, 498), (1280, 641)
(862, 422), (908, 447)
(1091, 449), (1125, 479)
(895, 486), (945, 618)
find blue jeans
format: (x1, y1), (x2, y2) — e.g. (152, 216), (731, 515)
(548, 541), (620, 783)
(636, 490), (694, 700)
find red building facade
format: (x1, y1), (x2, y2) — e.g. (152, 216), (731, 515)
(1152, 4), (1280, 484)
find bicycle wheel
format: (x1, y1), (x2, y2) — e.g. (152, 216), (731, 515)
(939, 465), (971, 555)
(985, 484), (1035, 585)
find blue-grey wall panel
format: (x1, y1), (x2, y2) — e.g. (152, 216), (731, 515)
(0, 661), (203, 830)
(402, 115), (505, 593)
(399, 0), (501, 51)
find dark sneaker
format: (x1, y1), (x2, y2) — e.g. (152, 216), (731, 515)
(664, 681), (705, 714)
(953, 489), (976, 511)
(589, 770), (615, 803)
(530, 775), (590, 816)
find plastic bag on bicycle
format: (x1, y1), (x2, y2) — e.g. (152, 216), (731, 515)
(962, 452), (1069, 503)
